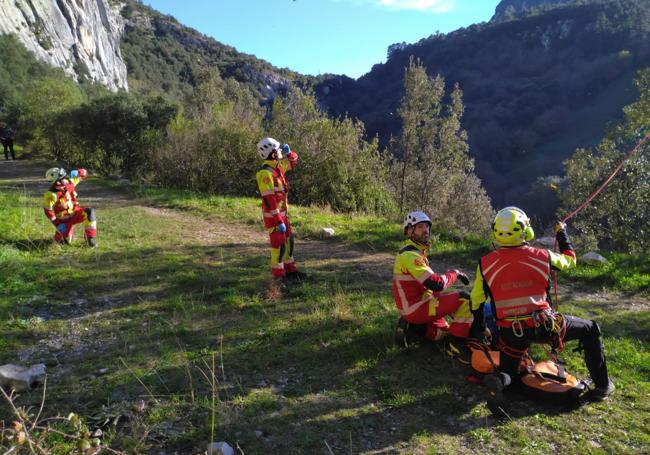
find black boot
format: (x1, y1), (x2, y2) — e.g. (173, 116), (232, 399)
(586, 379), (615, 401)
(445, 335), (472, 365)
(285, 270), (307, 282)
(485, 372), (511, 418)
(394, 318), (426, 347)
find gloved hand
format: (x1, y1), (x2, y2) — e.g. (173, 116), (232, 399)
(277, 222), (287, 233)
(70, 169), (79, 178)
(77, 168), (88, 178)
(453, 269), (470, 285)
(56, 223), (67, 234)
(280, 144), (291, 155)
(554, 220), (566, 233)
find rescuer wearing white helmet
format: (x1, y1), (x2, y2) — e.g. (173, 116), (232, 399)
(470, 207), (614, 417)
(43, 166), (97, 246)
(255, 137), (306, 282)
(392, 210), (478, 364)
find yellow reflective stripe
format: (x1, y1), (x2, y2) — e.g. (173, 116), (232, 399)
(518, 261), (549, 281)
(417, 269), (433, 283)
(486, 262), (509, 287)
(399, 295), (432, 316)
(393, 274), (418, 282)
(527, 256), (550, 267)
(482, 257), (502, 275)
(393, 276), (432, 316)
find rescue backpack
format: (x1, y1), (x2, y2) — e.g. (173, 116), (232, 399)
(469, 343), (588, 405)
(520, 359), (588, 404)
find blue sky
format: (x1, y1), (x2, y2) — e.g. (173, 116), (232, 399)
(144, 0), (501, 78)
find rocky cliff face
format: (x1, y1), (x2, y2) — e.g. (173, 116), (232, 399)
(0, 0), (127, 91)
(492, 0), (575, 21)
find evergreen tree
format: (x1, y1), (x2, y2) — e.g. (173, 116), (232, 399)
(390, 59), (493, 234)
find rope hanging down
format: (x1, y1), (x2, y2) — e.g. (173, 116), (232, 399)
(552, 131), (650, 310)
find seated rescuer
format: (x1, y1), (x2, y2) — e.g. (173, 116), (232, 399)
(392, 211), (486, 364)
(469, 207), (614, 415)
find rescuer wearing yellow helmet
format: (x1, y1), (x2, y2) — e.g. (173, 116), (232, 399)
(470, 207), (614, 417)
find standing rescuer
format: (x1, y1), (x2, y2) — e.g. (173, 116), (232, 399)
(256, 137), (306, 282)
(43, 167), (97, 247)
(470, 207), (614, 417)
(0, 121), (15, 160)
(392, 211), (482, 364)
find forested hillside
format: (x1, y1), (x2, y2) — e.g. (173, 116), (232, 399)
(316, 0), (650, 210)
(114, 0), (650, 214)
(119, 1), (308, 103)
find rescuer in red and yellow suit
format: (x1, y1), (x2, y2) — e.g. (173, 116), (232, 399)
(43, 167), (97, 247)
(393, 211), (480, 364)
(470, 207), (614, 417)
(255, 137), (306, 282)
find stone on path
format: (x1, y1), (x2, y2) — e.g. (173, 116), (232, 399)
(0, 364), (46, 391)
(582, 252), (608, 265)
(207, 441), (234, 455)
(321, 227), (335, 238)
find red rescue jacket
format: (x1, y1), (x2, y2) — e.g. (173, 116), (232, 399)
(480, 246), (551, 325)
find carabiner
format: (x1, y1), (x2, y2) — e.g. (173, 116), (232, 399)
(512, 320), (524, 338)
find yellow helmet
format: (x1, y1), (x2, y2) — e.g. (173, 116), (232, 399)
(492, 206), (534, 246)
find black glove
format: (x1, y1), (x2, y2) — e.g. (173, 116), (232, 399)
(453, 269), (470, 285)
(554, 221), (574, 252)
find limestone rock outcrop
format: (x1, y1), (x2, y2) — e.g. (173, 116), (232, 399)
(0, 0), (127, 91)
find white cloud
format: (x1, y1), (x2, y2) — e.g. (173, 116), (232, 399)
(378, 0), (455, 13)
(330, 0), (455, 13)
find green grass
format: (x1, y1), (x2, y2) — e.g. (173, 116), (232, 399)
(1, 166), (649, 453)
(564, 253), (650, 295)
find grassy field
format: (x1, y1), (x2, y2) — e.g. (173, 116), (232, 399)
(0, 160), (648, 454)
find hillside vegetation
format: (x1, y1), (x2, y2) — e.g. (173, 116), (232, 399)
(317, 0), (650, 212)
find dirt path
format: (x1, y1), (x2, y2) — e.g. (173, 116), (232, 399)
(4, 159), (647, 311)
(4, 160), (648, 360)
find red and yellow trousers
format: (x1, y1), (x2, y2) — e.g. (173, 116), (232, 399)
(399, 292), (473, 340)
(268, 216), (297, 278)
(54, 206), (97, 243)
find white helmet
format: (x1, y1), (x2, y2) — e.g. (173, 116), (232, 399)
(257, 137), (280, 160)
(45, 167), (67, 182)
(403, 211), (432, 234)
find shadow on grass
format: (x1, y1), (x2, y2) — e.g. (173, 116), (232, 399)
(0, 237), (54, 251)
(1, 232), (640, 453)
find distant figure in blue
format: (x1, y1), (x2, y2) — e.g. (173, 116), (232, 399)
(0, 121), (16, 160)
